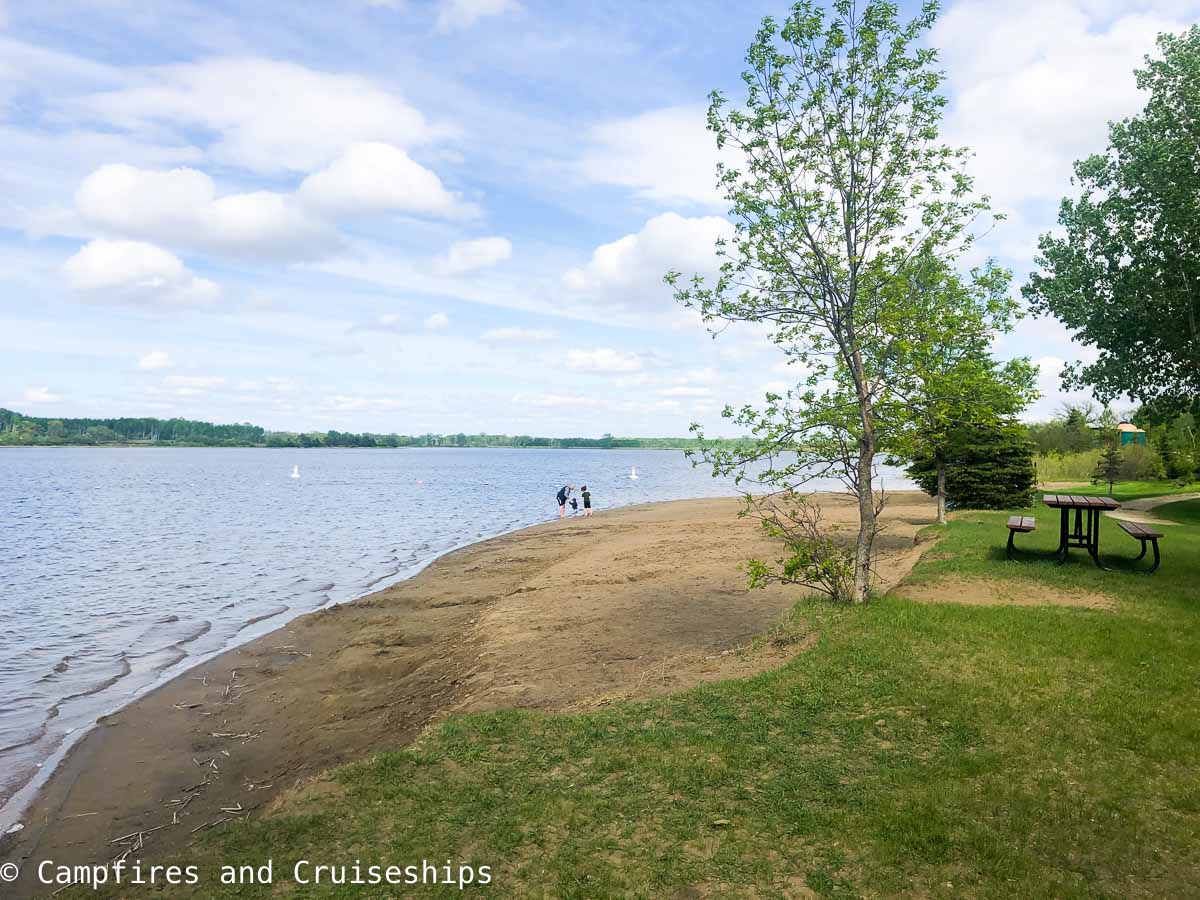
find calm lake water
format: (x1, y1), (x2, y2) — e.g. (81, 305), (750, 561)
(0, 447), (913, 824)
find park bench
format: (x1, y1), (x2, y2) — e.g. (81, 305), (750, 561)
(1116, 520), (1164, 573)
(1006, 515), (1036, 560)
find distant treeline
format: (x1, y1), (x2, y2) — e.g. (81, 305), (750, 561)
(0, 408), (749, 450)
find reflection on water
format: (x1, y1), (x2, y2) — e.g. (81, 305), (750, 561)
(0, 446), (912, 819)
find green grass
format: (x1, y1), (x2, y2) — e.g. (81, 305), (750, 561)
(96, 497), (1200, 899)
(1035, 450), (1100, 482)
(1040, 479), (1200, 502)
(1158, 498), (1200, 527)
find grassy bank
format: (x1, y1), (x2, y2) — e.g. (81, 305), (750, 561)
(81, 497), (1200, 899)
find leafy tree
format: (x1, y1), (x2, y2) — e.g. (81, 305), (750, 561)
(907, 422), (1036, 509)
(1092, 437), (1123, 496)
(1061, 403), (1097, 454)
(885, 258), (1036, 524)
(669, 0), (998, 602)
(1024, 27), (1200, 408)
(1152, 429), (1181, 479)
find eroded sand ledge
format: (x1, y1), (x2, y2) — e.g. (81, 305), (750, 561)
(2, 493), (935, 894)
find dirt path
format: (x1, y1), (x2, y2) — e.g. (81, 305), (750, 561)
(1105, 492), (1200, 526)
(2, 493), (935, 898)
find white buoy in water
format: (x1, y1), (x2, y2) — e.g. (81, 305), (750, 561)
(291, 465), (300, 479)
(629, 466), (639, 480)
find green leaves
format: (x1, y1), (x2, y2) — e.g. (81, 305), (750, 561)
(1024, 25), (1200, 408)
(668, 0), (1008, 602)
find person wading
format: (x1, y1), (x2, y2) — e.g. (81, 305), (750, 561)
(556, 484), (573, 519)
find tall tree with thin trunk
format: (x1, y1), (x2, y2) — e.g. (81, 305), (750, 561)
(885, 256), (1037, 524)
(1024, 26), (1200, 410)
(668, 0), (995, 602)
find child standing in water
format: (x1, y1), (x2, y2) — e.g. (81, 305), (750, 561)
(581, 484), (593, 517)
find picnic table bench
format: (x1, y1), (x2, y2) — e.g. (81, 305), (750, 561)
(1005, 515), (1036, 560)
(1116, 520), (1164, 573)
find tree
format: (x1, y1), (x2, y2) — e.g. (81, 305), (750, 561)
(668, 0), (997, 602)
(907, 422), (1037, 509)
(1024, 26), (1200, 409)
(1092, 437), (1123, 496)
(1061, 403), (1097, 454)
(885, 259), (1036, 524)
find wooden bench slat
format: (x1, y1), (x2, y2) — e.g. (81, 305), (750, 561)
(1118, 520), (1164, 539)
(1006, 515), (1036, 532)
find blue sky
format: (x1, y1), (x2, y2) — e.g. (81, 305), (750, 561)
(2, 0), (1197, 436)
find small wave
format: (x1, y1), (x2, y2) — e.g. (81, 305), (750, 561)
(155, 614), (180, 624)
(57, 656), (132, 705)
(236, 605), (289, 632)
(0, 655), (132, 755)
(363, 568), (400, 590)
(151, 646), (188, 672)
(170, 621), (212, 648)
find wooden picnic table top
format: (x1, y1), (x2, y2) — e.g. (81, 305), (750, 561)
(1042, 493), (1122, 510)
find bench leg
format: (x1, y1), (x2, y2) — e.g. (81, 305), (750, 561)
(1147, 539), (1160, 574)
(1134, 540), (1147, 562)
(1007, 529), (1016, 561)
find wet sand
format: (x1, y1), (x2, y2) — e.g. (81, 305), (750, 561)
(1, 493), (935, 897)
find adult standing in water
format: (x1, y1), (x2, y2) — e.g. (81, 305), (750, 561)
(556, 484), (573, 519)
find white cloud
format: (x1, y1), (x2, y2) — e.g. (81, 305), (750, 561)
(658, 385), (712, 398)
(22, 386), (61, 404)
(424, 311), (450, 330)
(160, 374), (226, 397)
(164, 375), (225, 389)
(436, 0), (519, 31)
(62, 239), (219, 306)
(564, 212), (731, 311)
(83, 58), (450, 174)
(432, 236), (512, 275)
(480, 326), (556, 344)
(564, 347), (643, 374)
(298, 143), (467, 219)
(579, 106), (733, 208)
(76, 164), (336, 260)
(267, 376), (299, 395)
(137, 350), (172, 370)
(934, 1), (1197, 233)
(683, 367), (721, 384)
(512, 391), (600, 409)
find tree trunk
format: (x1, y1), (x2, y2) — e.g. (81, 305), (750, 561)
(851, 350), (877, 605)
(936, 451), (947, 525)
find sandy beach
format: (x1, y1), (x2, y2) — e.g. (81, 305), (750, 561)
(1, 493), (935, 897)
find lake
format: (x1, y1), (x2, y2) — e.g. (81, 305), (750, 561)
(0, 447), (913, 825)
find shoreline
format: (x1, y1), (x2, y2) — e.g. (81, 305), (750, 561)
(0, 492), (726, 834)
(1, 493), (936, 898)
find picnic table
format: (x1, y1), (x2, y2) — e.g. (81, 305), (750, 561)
(1042, 494), (1122, 569)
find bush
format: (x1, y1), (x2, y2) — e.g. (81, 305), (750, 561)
(1120, 443), (1165, 480)
(1036, 450), (1100, 482)
(908, 422), (1037, 509)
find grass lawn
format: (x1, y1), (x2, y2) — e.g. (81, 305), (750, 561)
(1038, 479), (1200, 503)
(1158, 498), (1200, 527)
(102, 496), (1200, 899)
